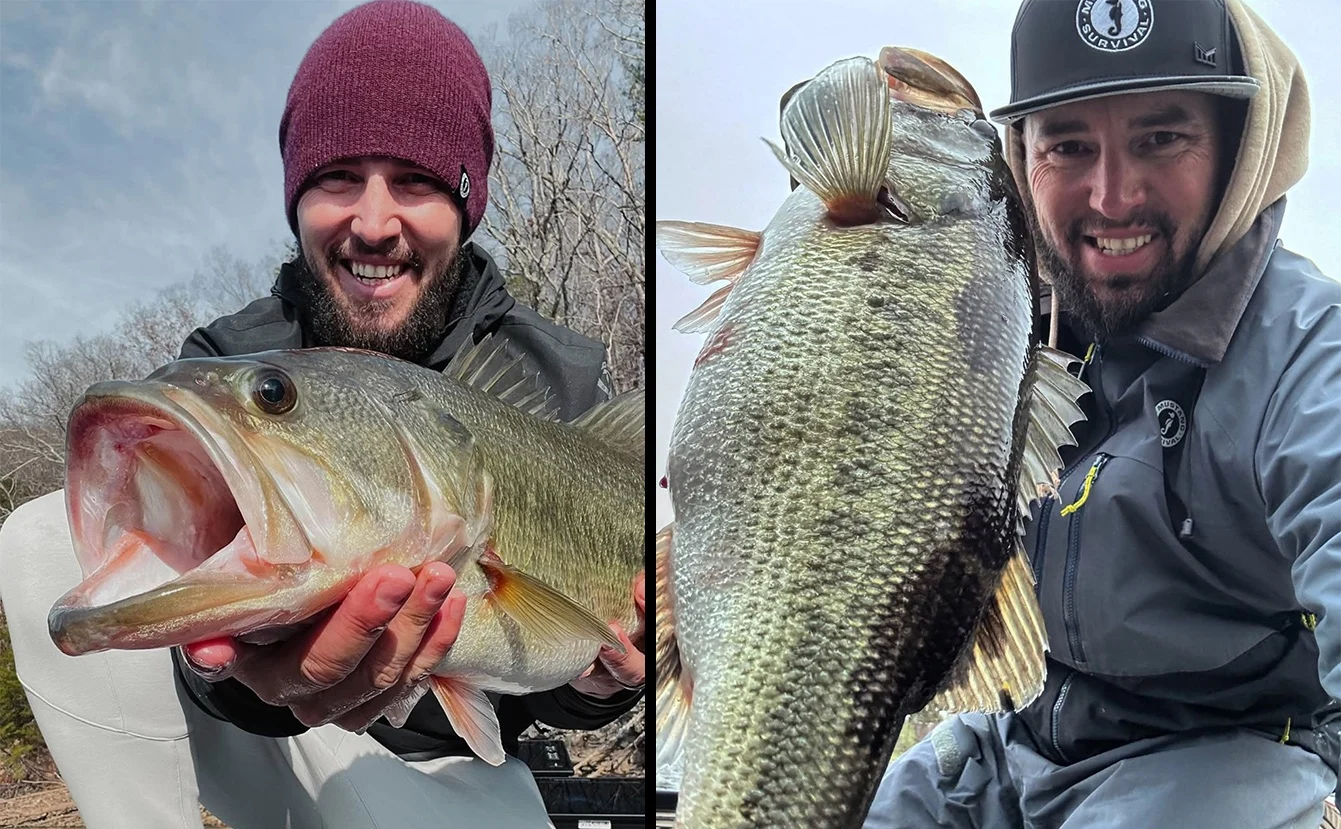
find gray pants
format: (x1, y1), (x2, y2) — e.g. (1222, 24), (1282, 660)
(864, 712), (1336, 829)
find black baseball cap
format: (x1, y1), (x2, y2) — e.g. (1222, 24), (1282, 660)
(989, 0), (1259, 125)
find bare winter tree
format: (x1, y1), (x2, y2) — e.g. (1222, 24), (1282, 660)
(476, 0), (646, 774)
(0, 246), (277, 522)
(477, 0), (646, 393)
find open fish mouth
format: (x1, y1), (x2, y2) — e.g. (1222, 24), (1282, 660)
(52, 382), (310, 655)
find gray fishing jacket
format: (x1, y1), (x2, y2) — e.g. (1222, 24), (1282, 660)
(1016, 198), (1341, 772)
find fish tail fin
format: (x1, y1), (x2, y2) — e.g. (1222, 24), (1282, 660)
(429, 675), (505, 766)
(764, 56), (897, 226)
(926, 345), (1089, 716)
(477, 552), (623, 651)
(654, 524), (694, 771)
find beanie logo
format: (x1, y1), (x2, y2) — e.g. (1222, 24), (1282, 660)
(458, 167), (471, 200)
(1076, 0), (1153, 53)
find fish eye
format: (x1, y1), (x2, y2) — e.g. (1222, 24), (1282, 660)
(252, 371), (296, 415)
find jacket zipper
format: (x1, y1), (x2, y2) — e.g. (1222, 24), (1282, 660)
(1048, 344), (1115, 764)
(1061, 452), (1111, 666)
(1050, 672), (1076, 763)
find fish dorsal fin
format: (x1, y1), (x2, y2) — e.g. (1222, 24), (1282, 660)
(572, 389), (644, 461)
(656, 221), (761, 333)
(654, 524), (694, 773)
(925, 345), (1089, 717)
(443, 334), (561, 421)
(1014, 346), (1090, 531)
(764, 56), (895, 226)
(927, 542), (1048, 716)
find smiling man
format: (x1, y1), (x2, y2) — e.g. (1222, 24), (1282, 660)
(1025, 91), (1228, 341)
(0, 2), (643, 828)
(862, 1), (1341, 828)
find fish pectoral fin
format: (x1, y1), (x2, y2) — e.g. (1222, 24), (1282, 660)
(927, 542), (1047, 716)
(765, 56), (897, 227)
(572, 389), (644, 462)
(478, 554), (623, 651)
(655, 220), (762, 286)
(656, 220), (760, 333)
(429, 676), (506, 766)
(673, 283), (735, 334)
(654, 524), (694, 771)
(1015, 345), (1091, 531)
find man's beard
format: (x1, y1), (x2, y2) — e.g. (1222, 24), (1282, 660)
(296, 239), (467, 363)
(1028, 207), (1204, 343)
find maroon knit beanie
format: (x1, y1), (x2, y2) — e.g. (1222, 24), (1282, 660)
(279, 0), (493, 239)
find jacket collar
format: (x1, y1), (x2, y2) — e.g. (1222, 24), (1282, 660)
(1131, 198), (1286, 365)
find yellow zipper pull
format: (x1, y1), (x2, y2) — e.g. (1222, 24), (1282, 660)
(1060, 455), (1107, 517)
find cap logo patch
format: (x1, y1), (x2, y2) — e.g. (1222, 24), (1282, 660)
(1076, 0), (1153, 53)
(459, 166), (471, 200)
(1194, 42), (1217, 67)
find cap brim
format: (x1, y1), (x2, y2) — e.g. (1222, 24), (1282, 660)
(988, 75), (1260, 125)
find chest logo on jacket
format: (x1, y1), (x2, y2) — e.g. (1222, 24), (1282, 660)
(1155, 399), (1187, 448)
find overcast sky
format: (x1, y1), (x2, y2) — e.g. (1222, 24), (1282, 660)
(0, 0), (534, 389)
(654, 0), (1341, 530)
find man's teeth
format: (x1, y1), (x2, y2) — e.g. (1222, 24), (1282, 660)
(348, 262), (407, 281)
(1094, 234), (1154, 255)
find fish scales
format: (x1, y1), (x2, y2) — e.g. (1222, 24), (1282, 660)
(671, 196), (1033, 823)
(658, 51), (1088, 828)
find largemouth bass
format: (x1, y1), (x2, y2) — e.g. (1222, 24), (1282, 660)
(654, 49), (1090, 827)
(49, 337), (644, 765)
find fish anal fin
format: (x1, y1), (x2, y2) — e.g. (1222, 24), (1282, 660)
(654, 221), (761, 286)
(572, 389), (644, 461)
(765, 56), (895, 226)
(429, 676), (505, 766)
(927, 541), (1047, 716)
(478, 551), (622, 651)
(654, 524), (694, 771)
